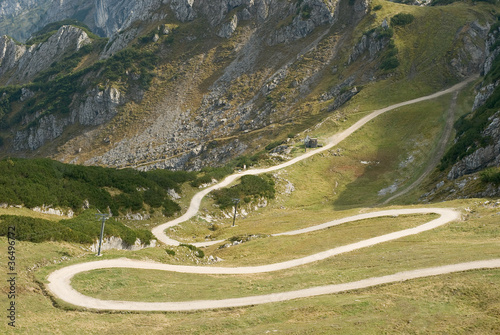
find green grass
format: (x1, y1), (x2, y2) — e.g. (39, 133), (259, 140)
(0, 2), (499, 334)
(3, 199), (495, 334)
(70, 213), (439, 302)
(168, 93), (454, 243)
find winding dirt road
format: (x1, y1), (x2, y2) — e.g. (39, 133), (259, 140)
(46, 76), (500, 312)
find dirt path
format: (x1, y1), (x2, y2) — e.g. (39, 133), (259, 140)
(46, 257), (500, 311)
(46, 76), (497, 312)
(382, 89), (461, 204)
(152, 75), (478, 247)
(46, 207), (500, 311)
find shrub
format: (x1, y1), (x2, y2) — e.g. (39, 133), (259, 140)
(0, 210), (153, 245)
(265, 141), (283, 151)
(390, 13), (415, 27)
(180, 243), (204, 258)
(0, 158), (188, 215)
(165, 249), (176, 256)
(212, 175), (275, 209)
(380, 57), (400, 70)
(481, 168), (500, 185)
(373, 4), (383, 10)
(301, 4), (312, 19)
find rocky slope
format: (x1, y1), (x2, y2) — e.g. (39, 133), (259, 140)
(420, 20), (500, 201)
(0, 0), (498, 175)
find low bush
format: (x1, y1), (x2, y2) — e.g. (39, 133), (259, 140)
(180, 243), (204, 258)
(481, 168), (500, 184)
(212, 175), (275, 209)
(165, 249), (176, 256)
(0, 158), (193, 216)
(390, 13), (415, 27)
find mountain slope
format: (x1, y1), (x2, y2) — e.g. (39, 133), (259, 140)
(0, 0), (497, 176)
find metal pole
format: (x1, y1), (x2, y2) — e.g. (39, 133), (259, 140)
(232, 199), (240, 227)
(96, 214), (109, 256)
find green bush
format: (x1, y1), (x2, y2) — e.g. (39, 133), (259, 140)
(480, 168), (500, 184)
(390, 13), (415, 27)
(212, 175), (275, 209)
(380, 57), (400, 70)
(265, 141), (284, 151)
(165, 249), (176, 256)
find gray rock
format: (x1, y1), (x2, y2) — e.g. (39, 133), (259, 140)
(218, 14), (238, 38)
(448, 112), (500, 180)
(76, 87), (123, 126)
(1, 25), (92, 84)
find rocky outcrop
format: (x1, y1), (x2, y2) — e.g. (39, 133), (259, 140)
(448, 112), (500, 180)
(0, 36), (27, 78)
(471, 24), (500, 111)
(90, 236), (157, 252)
(13, 114), (71, 151)
(472, 81), (499, 111)
(0, 25), (92, 85)
(76, 87), (124, 126)
(445, 24), (500, 181)
(450, 21), (489, 78)
(348, 24), (392, 64)
(218, 14), (239, 38)
(171, 0), (196, 22)
(13, 85), (124, 151)
(266, 0), (343, 45)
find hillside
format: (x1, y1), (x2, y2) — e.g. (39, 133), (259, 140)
(0, 0), (495, 175)
(1, 1), (500, 333)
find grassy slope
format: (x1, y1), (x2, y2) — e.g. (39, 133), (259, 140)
(1, 1), (500, 334)
(0, 199), (498, 334)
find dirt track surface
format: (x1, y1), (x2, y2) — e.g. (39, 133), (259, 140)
(151, 75), (478, 247)
(46, 76), (500, 312)
(47, 207), (500, 311)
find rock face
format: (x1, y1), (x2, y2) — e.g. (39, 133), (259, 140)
(13, 84), (124, 151)
(76, 87), (123, 126)
(0, 37), (26, 78)
(90, 236), (157, 252)
(446, 25), (500, 181)
(0, 0), (52, 41)
(450, 21), (489, 78)
(0, 0), (495, 173)
(348, 25), (392, 64)
(448, 112), (500, 180)
(0, 25), (92, 84)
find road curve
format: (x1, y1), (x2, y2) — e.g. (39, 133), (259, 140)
(47, 77), (498, 312)
(47, 207), (500, 311)
(151, 76), (478, 247)
(47, 258), (500, 312)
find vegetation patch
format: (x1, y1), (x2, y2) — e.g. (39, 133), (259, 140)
(212, 175), (275, 209)
(480, 167), (500, 184)
(0, 210), (153, 245)
(0, 158), (195, 215)
(179, 243), (205, 258)
(390, 13), (415, 27)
